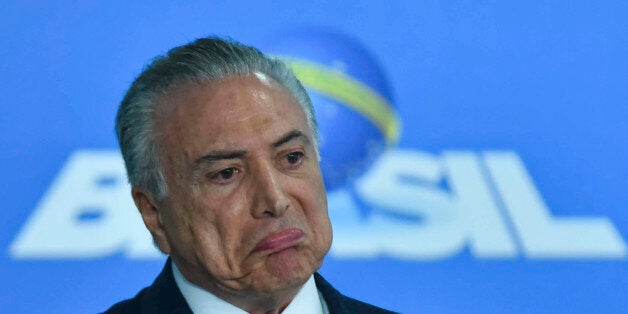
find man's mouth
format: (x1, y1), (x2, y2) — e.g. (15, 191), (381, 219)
(252, 228), (304, 254)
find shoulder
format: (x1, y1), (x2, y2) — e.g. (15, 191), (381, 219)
(102, 289), (146, 314)
(101, 260), (191, 314)
(314, 273), (398, 314)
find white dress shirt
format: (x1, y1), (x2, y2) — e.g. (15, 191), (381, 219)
(172, 261), (329, 314)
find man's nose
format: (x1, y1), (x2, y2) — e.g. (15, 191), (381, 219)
(251, 162), (291, 218)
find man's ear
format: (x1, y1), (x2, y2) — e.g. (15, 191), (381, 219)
(132, 187), (171, 254)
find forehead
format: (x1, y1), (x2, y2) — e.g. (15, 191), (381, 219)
(155, 74), (309, 157)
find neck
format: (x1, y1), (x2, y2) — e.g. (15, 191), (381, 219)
(172, 260), (306, 314)
(217, 286), (300, 314)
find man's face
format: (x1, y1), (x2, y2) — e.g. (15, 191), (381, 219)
(143, 74), (332, 297)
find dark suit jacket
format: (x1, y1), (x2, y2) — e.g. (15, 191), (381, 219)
(104, 260), (396, 314)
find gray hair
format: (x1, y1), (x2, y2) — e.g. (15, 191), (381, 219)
(115, 36), (317, 201)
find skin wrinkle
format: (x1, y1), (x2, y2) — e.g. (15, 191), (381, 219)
(135, 73), (332, 313)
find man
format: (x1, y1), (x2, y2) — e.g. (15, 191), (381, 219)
(105, 37), (395, 313)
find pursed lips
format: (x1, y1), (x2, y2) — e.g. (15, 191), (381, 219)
(252, 228), (304, 254)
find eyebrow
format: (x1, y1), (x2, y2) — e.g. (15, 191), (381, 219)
(192, 130), (310, 170)
(194, 150), (247, 167)
(273, 130), (310, 148)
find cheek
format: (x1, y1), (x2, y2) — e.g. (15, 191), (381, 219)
(195, 193), (257, 258)
(297, 175), (331, 242)
(162, 193), (222, 251)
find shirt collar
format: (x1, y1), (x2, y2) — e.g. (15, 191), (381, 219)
(172, 261), (328, 314)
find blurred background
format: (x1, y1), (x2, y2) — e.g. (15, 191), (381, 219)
(2, 1), (627, 313)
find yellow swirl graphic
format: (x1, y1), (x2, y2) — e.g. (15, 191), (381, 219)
(282, 58), (401, 145)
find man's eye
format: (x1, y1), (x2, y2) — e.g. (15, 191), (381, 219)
(285, 152), (304, 165)
(213, 167), (239, 182)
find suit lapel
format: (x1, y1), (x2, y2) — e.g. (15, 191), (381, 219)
(314, 272), (352, 314)
(140, 259), (193, 314)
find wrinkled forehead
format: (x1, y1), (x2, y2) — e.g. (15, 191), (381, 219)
(151, 73), (310, 153)
(153, 72), (298, 123)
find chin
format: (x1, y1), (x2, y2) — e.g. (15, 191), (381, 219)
(254, 248), (317, 293)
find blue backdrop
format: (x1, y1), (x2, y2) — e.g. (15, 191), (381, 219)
(2, 1), (627, 313)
